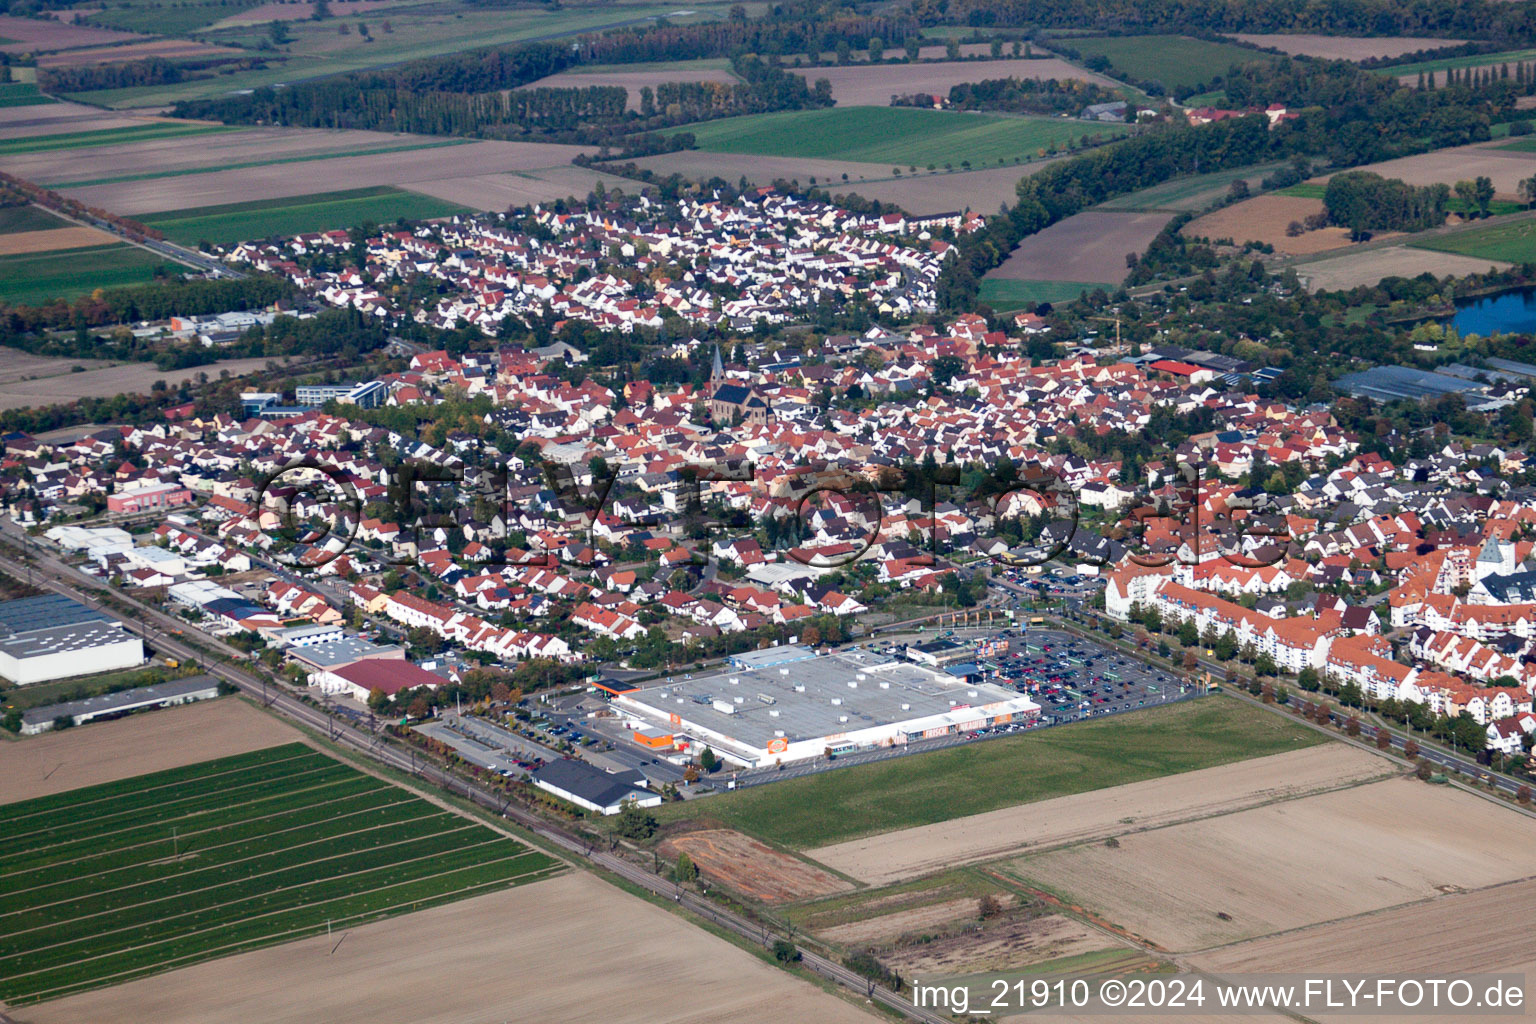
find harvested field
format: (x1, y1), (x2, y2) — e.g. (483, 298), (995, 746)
(986, 210), (1171, 284)
(837, 163), (1057, 215)
(0, 100), (146, 137)
(0, 224), (115, 254)
(630, 149), (901, 188)
(1335, 141), (1536, 197)
(0, 698), (300, 805)
(805, 57), (1118, 106)
(62, 139), (594, 214)
(820, 895), (1011, 947)
(1195, 877), (1536, 978)
(1226, 33), (1463, 60)
(0, 355), (285, 410)
(888, 912), (1107, 978)
(6, 126), (460, 186)
(407, 165), (641, 211)
(1183, 194), (1355, 255)
(1010, 777), (1536, 953)
(0, 15), (142, 52)
(1296, 244), (1511, 291)
(0, 349), (110, 384)
(212, 0), (412, 26)
(810, 744), (1389, 885)
(25, 870), (878, 1024)
(34, 39), (239, 66)
(660, 828), (852, 903)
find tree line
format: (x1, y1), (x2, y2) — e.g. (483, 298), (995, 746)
(1323, 170), (1450, 235)
(909, 75), (1124, 116)
(931, 0), (1536, 45)
(174, 55), (828, 141)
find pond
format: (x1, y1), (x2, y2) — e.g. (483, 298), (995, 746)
(1452, 287), (1536, 336)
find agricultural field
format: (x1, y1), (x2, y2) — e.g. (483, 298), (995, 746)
(0, 121), (235, 157)
(1305, 142), (1536, 197)
(0, 243), (168, 306)
(657, 827), (852, 903)
(1412, 216), (1536, 262)
(63, 1), (738, 108)
(56, 138), (601, 215)
(671, 107), (1128, 169)
(809, 744), (1390, 886)
(985, 210), (1172, 285)
(1227, 33), (1464, 61)
(0, 355), (285, 410)
(524, 59), (741, 110)
(658, 697), (1324, 850)
(0, 697), (296, 803)
(1095, 162), (1288, 213)
(138, 187), (472, 247)
(1379, 45), (1536, 79)
(1059, 35), (1274, 96)
(0, 204), (70, 234)
(978, 278), (1104, 310)
(0, 82), (57, 108)
(0, 225), (119, 255)
(1006, 776), (1536, 953)
(25, 870), (879, 1024)
(0, 14), (143, 54)
(1298, 244), (1513, 291)
(1183, 194), (1353, 255)
(797, 57), (1119, 107)
(0, 741), (561, 1004)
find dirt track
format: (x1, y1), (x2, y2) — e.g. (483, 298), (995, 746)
(0, 698), (302, 805)
(808, 744), (1388, 885)
(22, 871), (879, 1024)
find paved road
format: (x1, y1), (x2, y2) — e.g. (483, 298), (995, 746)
(0, 534), (946, 1023)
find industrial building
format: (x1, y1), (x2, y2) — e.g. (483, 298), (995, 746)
(613, 645), (1038, 767)
(19, 675), (221, 735)
(0, 594), (144, 685)
(530, 759), (661, 815)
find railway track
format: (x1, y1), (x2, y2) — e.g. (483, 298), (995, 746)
(0, 538), (947, 1024)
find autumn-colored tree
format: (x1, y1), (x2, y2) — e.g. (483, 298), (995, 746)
(1346, 716), (1361, 737)
(490, 681), (512, 702)
(801, 624), (822, 647)
(977, 895), (1002, 919)
(683, 764), (700, 783)
(1376, 729), (1391, 749)
(1518, 784), (1532, 805)
(1404, 738), (1420, 760)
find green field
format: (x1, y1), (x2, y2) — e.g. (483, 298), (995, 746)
(1064, 35), (1276, 95)
(979, 277), (1103, 310)
(1500, 135), (1536, 153)
(0, 245), (170, 306)
(1376, 47), (1536, 77)
(0, 742), (560, 1004)
(0, 122), (236, 157)
(86, 0), (264, 34)
(0, 205), (70, 235)
(1411, 217), (1536, 262)
(1096, 162), (1287, 212)
(0, 82), (56, 108)
(662, 696), (1326, 848)
(138, 186), (474, 247)
(673, 107), (1127, 167)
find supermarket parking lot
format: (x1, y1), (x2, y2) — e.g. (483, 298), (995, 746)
(999, 627), (1191, 724)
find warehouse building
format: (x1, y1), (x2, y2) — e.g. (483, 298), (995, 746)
(530, 759), (661, 815)
(20, 675), (221, 735)
(0, 594), (144, 685)
(615, 646), (1038, 768)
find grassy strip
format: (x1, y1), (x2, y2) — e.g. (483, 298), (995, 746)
(0, 122), (240, 157)
(657, 697), (1326, 848)
(43, 138), (477, 189)
(1411, 217), (1536, 261)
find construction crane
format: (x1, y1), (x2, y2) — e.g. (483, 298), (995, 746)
(1086, 314), (1124, 349)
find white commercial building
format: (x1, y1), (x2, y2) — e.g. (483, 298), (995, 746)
(0, 595), (144, 686)
(616, 646), (1038, 768)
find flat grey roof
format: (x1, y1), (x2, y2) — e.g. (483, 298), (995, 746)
(289, 637), (402, 669)
(626, 649), (1022, 747)
(0, 620), (136, 660)
(728, 644), (819, 669)
(21, 675), (219, 725)
(0, 594), (109, 637)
